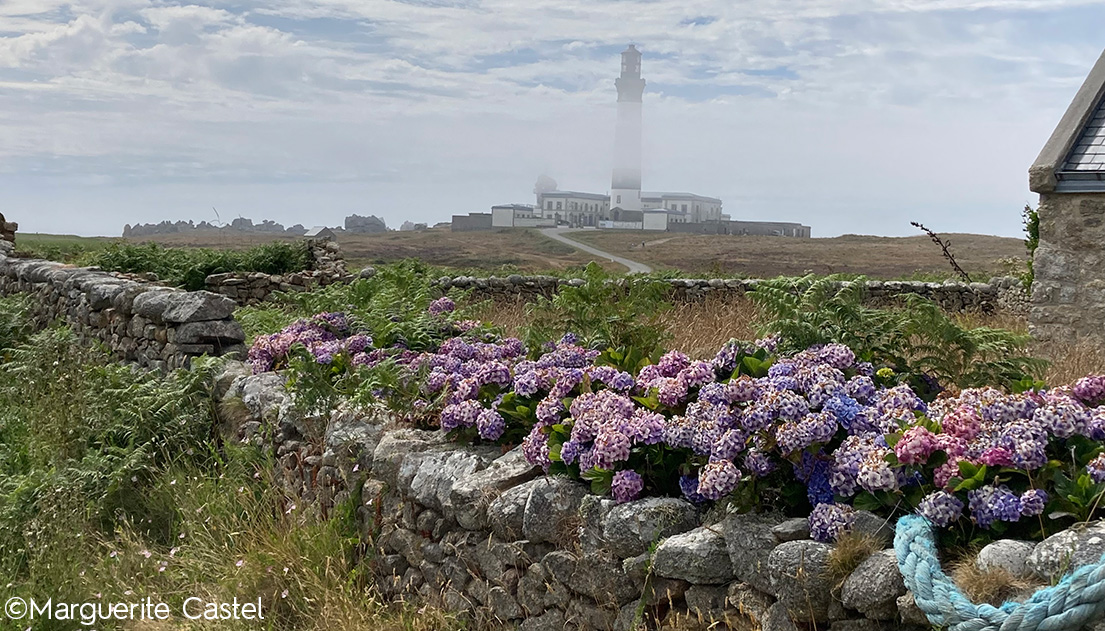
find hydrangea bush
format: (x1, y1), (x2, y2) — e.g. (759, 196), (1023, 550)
(248, 302), (1105, 550)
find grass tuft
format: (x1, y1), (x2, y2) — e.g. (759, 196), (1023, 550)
(950, 555), (1037, 606)
(826, 532), (882, 589)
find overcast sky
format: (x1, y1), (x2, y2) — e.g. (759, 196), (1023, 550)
(1, 1), (1104, 238)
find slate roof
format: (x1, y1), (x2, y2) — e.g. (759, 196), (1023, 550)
(1062, 97), (1105, 172)
(1030, 49), (1105, 193)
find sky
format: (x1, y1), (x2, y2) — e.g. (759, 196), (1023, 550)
(1, 1), (1104, 238)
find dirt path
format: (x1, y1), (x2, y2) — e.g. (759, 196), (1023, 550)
(538, 228), (653, 274)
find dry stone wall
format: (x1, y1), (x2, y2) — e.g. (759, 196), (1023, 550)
(0, 244), (245, 372)
(204, 239), (356, 306)
(434, 274), (1030, 315)
(220, 364), (1103, 631)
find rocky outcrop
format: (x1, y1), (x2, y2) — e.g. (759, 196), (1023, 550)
(122, 217), (309, 237)
(344, 214), (388, 234)
(0, 211), (15, 245)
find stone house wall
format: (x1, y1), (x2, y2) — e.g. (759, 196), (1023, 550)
(1030, 193), (1105, 344)
(0, 244), (245, 372)
(1028, 48), (1105, 345)
(219, 364), (1099, 631)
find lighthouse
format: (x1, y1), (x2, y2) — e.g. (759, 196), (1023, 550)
(611, 44), (645, 211)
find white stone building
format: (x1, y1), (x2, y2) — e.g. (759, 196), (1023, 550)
(458, 45), (809, 236)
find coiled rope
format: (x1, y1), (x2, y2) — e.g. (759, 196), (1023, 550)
(894, 515), (1105, 631)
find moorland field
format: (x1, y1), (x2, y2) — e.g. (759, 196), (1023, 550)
(19, 227), (1026, 279)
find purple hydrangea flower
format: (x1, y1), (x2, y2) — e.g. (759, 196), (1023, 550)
(856, 455), (898, 493)
(1073, 375), (1105, 405)
(679, 475), (707, 504)
(696, 460), (741, 500)
(428, 296), (456, 315)
(1019, 489), (1048, 517)
(476, 409), (506, 441)
(522, 426), (552, 471)
(809, 503), (855, 542)
(968, 485), (1022, 529)
(611, 470), (645, 503)
(918, 491), (965, 527)
(1088, 453), (1105, 484)
(744, 449), (776, 477)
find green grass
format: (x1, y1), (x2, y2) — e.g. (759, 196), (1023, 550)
(0, 313), (465, 631)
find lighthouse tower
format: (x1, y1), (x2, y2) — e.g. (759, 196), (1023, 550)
(611, 44), (645, 211)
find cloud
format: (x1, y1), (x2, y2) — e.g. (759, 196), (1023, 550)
(0, 0), (1102, 237)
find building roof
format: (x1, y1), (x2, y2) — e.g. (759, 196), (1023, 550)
(491, 204), (536, 211)
(641, 192), (723, 204)
(1031, 48), (1105, 193)
(1062, 99), (1105, 173)
(538, 190), (610, 201)
(304, 226), (335, 237)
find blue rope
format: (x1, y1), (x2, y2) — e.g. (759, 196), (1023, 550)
(893, 515), (1105, 631)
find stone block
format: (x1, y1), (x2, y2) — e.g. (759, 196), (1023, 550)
(840, 549), (905, 618)
(766, 540), (833, 622)
(173, 320), (245, 344)
(721, 511), (786, 593)
(449, 446), (539, 530)
(522, 477), (589, 545)
(653, 525), (735, 584)
(602, 497), (700, 558)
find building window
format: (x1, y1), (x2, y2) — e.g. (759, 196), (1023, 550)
(616, 195), (621, 204)
(682, 204), (688, 211)
(546, 201), (552, 209)
(556, 202), (562, 209)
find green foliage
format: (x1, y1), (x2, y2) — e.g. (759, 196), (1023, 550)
(0, 294), (32, 354)
(241, 259), (472, 349)
(522, 261), (672, 355)
(0, 327), (220, 586)
(1023, 204), (1040, 289)
(80, 241), (313, 290)
(749, 274), (1047, 395)
(12, 233), (113, 262)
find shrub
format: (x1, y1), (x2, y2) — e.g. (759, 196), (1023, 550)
(81, 241), (313, 290)
(251, 299), (1104, 553)
(0, 326), (220, 584)
(748, 275), (1046, 396)
(1023, 204), (1040, 290)
(522, 261), (672, 363)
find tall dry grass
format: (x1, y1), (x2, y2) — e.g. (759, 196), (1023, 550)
(1036, 340), (1105, 386)
(473, 295), (761, 360)
(661, 297), (760, 360)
